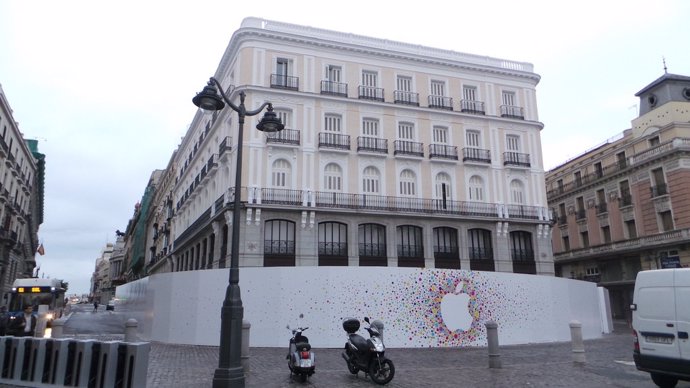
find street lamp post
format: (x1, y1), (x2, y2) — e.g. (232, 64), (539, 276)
(193, 77), (284, 388)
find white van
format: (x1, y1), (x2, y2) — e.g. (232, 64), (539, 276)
(631, 268), (690, 388)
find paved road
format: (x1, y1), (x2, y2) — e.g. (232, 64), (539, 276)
(144, 322), (689, 388)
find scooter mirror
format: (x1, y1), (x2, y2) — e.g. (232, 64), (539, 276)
(364, 317), (370, 323)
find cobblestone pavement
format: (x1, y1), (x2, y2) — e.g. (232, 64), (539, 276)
(145, 323), (690, 388)
(2, 323), (688, 387)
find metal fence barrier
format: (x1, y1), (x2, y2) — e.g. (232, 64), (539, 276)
(0, 336), (149, 388)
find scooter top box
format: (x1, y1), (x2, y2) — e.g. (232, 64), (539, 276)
(342, 318), (360, 333)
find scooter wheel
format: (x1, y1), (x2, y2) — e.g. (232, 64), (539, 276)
(347, 360), (358, 375)
(299, 373), (308, 383)
(369, 359), (395, 385)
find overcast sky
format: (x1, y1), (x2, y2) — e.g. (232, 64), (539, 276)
(0, 0), (688, 295)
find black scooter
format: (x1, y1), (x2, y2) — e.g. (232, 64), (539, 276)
(341, 317), (395, 385)
(286, 323), (315, 382)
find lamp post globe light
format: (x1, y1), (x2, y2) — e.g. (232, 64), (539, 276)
(193, 77), (284, 388)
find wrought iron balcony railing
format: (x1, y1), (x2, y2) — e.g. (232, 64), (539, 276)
(429, 144), (458, 160)
(511, 249), (535, 261)
(503, 152), (531, 167)
(358, 86), (384, 102)
(266, 129), (300, 146)
(320, 80), (348, 97)
(394, 140), (424, 157)
(463, 148), (491, 163)
(357, 136), (388, 154)
(500, 105), (525, 119)
(318, 132), (350, 150)
(393, 90), (419, 106)
(460, 100), (485, 115)
(270, 74), (299, 90)
(428, 95), (453, 110)
(469, 247), (493, 260)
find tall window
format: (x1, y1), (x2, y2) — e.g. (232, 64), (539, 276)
(659, 210), (674, 232)
(431, 80), (445, 96)
(362, 118), (379, 136)
(433, 227), (458, 255)
(264, 220), (295, 255)
(276, 58), (289, 77)
(398, 122), (414, 140)
(362, 71), (378, 87)
(324, 114), (342, 133)
(468, 229), (492, 260)
(466, 130), (481, 148)
(319, 222), (348, 256)
(506, 134), (520, 152)
(510, 180), (524, 204)
(502, 91), (516, 106)
(463, 86), (477, 101)
(324, 163), (342, 191)
(399, 169), (416, 196)
(510, 231), (533, 261)
(397, 76), (412, 92)
(469, 176), (485, 201)
(435, 172), (452, 200)
(325, 65), (341, 82)
(272, 159), (290, 187)
(625, 219), (637, 239)
(275, 109), (292, 129)
(433, 126), (449, 144)
(397, 225), (423, 258)
(359, 223), (386, 257)
(362, 166), (380, 194)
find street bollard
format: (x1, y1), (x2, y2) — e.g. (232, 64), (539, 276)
(485, 320), (501, 368)
(51, 318), (65, 338)
(125, 318), (138, 342)
(242, 320), (251, 373)
(569, 320), (586, 363)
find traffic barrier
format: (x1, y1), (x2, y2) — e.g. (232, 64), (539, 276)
(0, 336), (150, 388)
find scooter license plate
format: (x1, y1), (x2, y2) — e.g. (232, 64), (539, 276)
(299, 359), (313, 368)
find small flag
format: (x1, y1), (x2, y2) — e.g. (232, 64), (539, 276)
(37, 243), (45, 256)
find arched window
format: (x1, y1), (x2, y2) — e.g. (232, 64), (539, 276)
(469, 176), (485, 201)
(324, 163), (342, 191)
(264, 219), (296, 266)
(397, 225), (424, 267)
(433, 227), (459, 269)
(318, 222), (348, 266)
(362, 166), (380, 194)
(399, 169), (416, 196)
(435, 172), (452, 200)
(510, 179), (525, 204)
(272, 159), (291, 187)
(358, 223), (387, 266)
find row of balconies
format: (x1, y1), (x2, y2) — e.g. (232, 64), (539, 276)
(254, 187), (546, 221)
(261, 131), (531, 166)
(547, 138), (690, 199)
(554, 183), (669, 225)
(176, 154), (218, 211)
(270, 76), (527, 120)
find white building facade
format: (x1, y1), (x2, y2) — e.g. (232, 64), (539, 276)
(152, 18), (553, 276)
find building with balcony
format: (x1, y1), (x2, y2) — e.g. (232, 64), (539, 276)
(546, 73), (690, 320)
(147, 17), (553, 277)
(0, 84), (44, 300)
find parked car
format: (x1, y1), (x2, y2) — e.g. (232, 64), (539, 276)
(106, 299), (116, 311)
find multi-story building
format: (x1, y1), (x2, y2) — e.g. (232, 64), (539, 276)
(146, 155), (176, 273)
(0, 84), (44, 300)
(546, 73), (690, 320)
(90, 242), (114, 304)
(148, 17), (553, 277)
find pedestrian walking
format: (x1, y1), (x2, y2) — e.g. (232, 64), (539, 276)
(10, 305), (37, 337)
(93, 300), (99, 312)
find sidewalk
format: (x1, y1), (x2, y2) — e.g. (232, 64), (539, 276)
(143, 322), (689, 388)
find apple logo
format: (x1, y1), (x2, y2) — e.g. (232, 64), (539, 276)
(440, 281), (473, 332)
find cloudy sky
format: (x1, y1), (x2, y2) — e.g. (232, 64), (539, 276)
(0, 0), (688, 295)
